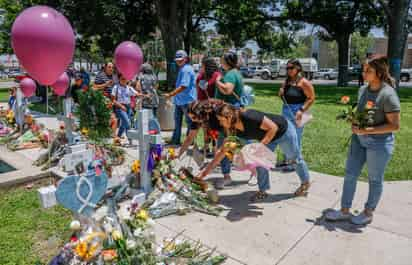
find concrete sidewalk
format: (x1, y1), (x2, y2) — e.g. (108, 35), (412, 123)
(152, 167), (412, 265)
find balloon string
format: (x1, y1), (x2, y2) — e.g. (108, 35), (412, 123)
(46, 86), (52, 186)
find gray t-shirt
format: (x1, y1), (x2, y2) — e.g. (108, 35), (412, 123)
(358, 82), (401, 126)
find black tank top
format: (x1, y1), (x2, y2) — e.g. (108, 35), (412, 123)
(284, 81), (307, 104)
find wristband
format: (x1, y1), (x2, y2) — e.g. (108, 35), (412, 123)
(299, 107), (305, 112)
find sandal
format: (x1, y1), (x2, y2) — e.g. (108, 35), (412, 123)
(250, 191), (268, 202)
(294, 182), (310, 197)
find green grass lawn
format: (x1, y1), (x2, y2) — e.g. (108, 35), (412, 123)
(0, 89), (9, 102)
(248, 83), (412, 181)
(0, 182), (71, 265)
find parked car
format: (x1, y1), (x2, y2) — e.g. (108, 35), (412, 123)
(400, 69), (411, 82)
(347, 66), (362, 81)
(315, 68), (338, 80)
(248, 66), (265, 77)
(239, 66), (254, 78)
(278, 58), (318, 80)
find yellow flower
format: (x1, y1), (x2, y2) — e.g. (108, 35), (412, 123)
(168, 148), (176, 159)
(74, 241), (97, 261)
(6, 110), (14, 123)
(131, 160), (140, 174)
(163, 239), (176, 252)
(81, 127), (89, 136)
(112, 230), (123, 241)
(137, 209), (149, 221)
(75, 241), (87, 257)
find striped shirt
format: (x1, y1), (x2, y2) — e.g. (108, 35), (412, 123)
(94, 71), (118, 96)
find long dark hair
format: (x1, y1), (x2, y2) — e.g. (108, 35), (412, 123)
(202, 57), (220, 80)
(188, 99), (225, 122)
(285, 58), (303, 85)
(215, 103), (241, 135)
(366, 55), (395, 87)
(222, 51), (238, 69)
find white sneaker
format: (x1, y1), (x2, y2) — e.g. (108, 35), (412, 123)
(325, 209), (352, 221)
(350, 212), (373, 225)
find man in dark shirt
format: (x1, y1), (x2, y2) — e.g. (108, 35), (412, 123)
(93, 62), (118, 97)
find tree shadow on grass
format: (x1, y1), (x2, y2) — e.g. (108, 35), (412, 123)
(305, 208), (365, 234)
(218, 190), (295, 222)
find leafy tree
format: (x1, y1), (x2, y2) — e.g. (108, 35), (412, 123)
(350, 32), (373, 65)
(367, 0), (412, 88)
(282, 0), (382, 86)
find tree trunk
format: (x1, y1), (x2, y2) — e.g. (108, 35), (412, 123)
(386, 0), (411, 89)
(155, 0), (186, 90)
(183, 0), (193, 55)
(336, 33), (351, 87)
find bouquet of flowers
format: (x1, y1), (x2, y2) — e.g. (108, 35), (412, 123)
(336, 95), (376, 128)
(336, 95), (376, 146)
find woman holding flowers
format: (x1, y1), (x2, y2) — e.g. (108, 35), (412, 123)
(194, 103), (311, 201)
(326, 55), (401, 225)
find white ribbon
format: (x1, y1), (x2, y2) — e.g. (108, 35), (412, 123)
(76, 175), (97, 214)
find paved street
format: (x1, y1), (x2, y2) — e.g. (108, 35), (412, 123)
(2, 75), (411, 89)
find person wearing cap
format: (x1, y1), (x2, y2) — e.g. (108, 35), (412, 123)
(165, 50), (197, 145)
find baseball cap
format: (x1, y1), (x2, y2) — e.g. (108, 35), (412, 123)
(175, 50), (188, 61)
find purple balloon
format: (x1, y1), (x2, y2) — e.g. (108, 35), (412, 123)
(11, 6), (75, 85)
(51, 72), (69, 96)
(114, 41), (143, 80)
(20, 77), (36, 97)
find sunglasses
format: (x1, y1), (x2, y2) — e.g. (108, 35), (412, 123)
(286, 66), (295, 70)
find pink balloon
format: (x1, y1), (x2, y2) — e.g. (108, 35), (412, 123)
(51, 72), (69, 96)
(20, 77), (37, 97)
(11, 6), (75, 85)
(114, 41), (143, 80)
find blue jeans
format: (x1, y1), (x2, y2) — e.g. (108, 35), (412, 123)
(341, 134), (394, 210)
(171, 104), (192, 145)
(217, 133), (231, 175)
(115, 105), (131, 137)
(257, 120), (310, 192)
(282, 103), (304, 151)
